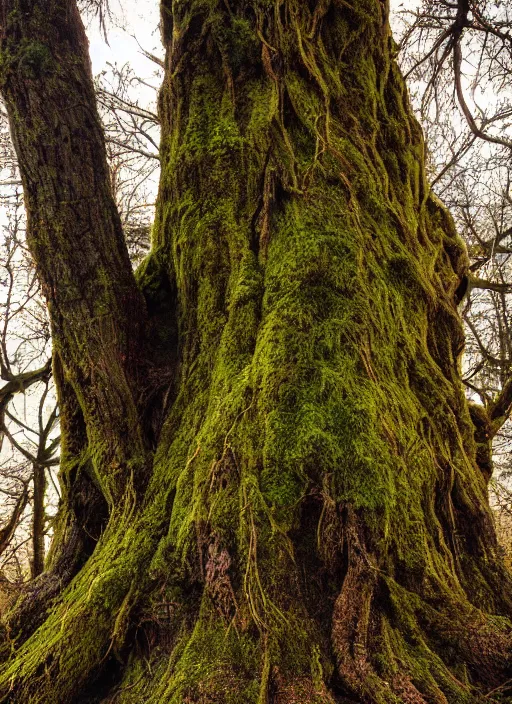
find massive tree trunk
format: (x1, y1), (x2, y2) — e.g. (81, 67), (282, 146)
(1, 0), (512, 702)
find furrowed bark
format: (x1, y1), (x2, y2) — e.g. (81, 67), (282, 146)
(133, 0), (512, 700)
(0, 0), (149, 503)
(0, 1), (156, 697)
(0, 0), (512, 702)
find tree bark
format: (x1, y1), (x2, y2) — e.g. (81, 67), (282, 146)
(1, 0), (512, 702)
(30, 464), (46, 579)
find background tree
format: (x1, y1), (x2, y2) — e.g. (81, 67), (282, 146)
(0, 0), (512, 702)
(395, 0), (512, 542)
(0, 190), (55, 584)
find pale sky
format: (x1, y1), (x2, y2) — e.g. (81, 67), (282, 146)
(85, 0), (419, 80)
(87, 0), (162, 78)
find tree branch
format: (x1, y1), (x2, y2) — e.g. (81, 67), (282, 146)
(0, 486), (28, 558)
(0, 359), (52, 452)
(453, 40), (512, 151)
(489, 374), (512, 437)
(469, 274), (512, 294)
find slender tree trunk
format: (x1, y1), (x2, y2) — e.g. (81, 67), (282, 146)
(1, 0), (512, 702)
(30, 464), (46, 579)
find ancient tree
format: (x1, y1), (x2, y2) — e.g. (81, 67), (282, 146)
(0, 0), (511, 701)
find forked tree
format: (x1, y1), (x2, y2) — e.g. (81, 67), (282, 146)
(0, 0), (511, 702)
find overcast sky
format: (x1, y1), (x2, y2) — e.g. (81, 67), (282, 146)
(87, 0), (162, 78)
(85, 0), (418, 79)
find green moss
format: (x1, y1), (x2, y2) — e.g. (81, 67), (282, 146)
(2, 0), (511, 702)
(19, 40), (53, 77)
(0, 39), (53, 84)
(133, 0), (509, 699)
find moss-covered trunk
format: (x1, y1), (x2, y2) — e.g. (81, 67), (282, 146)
(1, 0), (512, 702)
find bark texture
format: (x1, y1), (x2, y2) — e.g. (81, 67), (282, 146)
(1, 0), (512, 702)
(30, 464), (46, 579)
